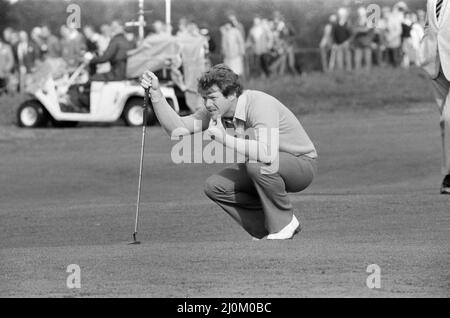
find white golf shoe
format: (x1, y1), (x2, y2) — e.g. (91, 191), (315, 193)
(266, 215), (300, 240)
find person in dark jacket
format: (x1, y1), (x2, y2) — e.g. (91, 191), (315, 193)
(67, 21), (133, 112)
(88, 20), (133, 81)
(330, 8), (353, 71)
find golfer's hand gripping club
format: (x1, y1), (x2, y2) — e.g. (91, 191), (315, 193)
(141, 70), (162, 102)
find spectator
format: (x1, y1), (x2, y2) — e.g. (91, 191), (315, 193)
(220, 22), (245, 77)
(352, 7), (374, 72)
(247, 16), (272, 77)
(125, 30), (137, 47)
(410, 12), (424, 66)
(269, 33), (288, 75)
(41, 25), (61, 59)
(330, 7), (352, 71)
(66, 20), (133, 112)
(99, 24), (112, 53)
(176, 20), (209, 112)
(30, 27), (44, 61)
(200, 27), (215, 68)
(226, 12), (247, 77)
(7, 30), (20, 92)
(320, 14), (337, 72)
(17, 31), (39, 74)
(186, 21), (201, 37)
(8, 29), (20, 66)
(83, 25), (101, 54)
(2, 27), (15, 46)
(176, 17), (189, 38)
(16, 31), (40, 91)
(385, 3), (404, 67)
(373, 6), (390, 67)
(62, 22), (86, 68)
(275, 12), (299, 75)
(200, 27), (215, 54)
(88, 20), (133, 81)
(148, 20), (170, 41)
(0, 37), (14, 95)
(226, 12), (245, 40)
(416, 9), (427, 28)
(401, 11), (414, 67)
(83, 25), (106, 75)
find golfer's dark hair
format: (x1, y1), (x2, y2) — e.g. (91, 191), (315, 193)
(197, 64), (243, 98)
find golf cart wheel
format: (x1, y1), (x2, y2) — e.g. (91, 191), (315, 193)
(123, 98), (156, 127)
(17, 100), (48, 128)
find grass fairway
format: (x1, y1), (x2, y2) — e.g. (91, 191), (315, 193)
(0, 69), (449, 297)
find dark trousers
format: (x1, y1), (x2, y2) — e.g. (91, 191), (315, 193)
(386, 47), (402, 67)
(204, 153), (317, 239)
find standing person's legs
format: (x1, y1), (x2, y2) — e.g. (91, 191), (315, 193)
(354, 48), (363, 71)
(386, 48), (393, 66)
(320, 44), (329, 72)
(204, 153), (317, 238)
(431, 71), (450, 176)
(344, 44), (352, 71)
(0, 78), (6, 94)
(244, 51), (251, 79)
(335, 45), (344, 70)
(329, 45), (337, 71)
(279, 52), (287, 75)
(260, 53), (271, 77)
(364, 47), (372, 71)
(250, 53), (260, 78)
(394, 46), (402, 67)
(269, 54), (283, 75)
(286, 46), (298, 75)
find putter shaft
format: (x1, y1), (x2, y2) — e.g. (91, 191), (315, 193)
(132, 88), (150, 242)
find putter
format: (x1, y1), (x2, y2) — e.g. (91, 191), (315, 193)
(129, 87), (150, 245)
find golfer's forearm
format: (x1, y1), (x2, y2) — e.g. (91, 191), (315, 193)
(151, 89), (187, 136)
(224, 135), (274, 164)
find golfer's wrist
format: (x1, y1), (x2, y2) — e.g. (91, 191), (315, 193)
(150, 89), (164, 103)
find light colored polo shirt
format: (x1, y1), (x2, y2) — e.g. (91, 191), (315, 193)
(233, 90), (317, 159)
(193, 90), (317, 160)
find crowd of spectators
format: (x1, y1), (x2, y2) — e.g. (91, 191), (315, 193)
(0, 2), (428, 97)
(221, 10), (299, 79)
(320, 1), (426, 72)
(0, 21), (138, 95)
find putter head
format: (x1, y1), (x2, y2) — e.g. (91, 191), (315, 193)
(128, 233), (141, 245)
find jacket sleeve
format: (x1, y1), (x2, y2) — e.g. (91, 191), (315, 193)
(5, 45), (15, 72)
(90, 38), (117, 65)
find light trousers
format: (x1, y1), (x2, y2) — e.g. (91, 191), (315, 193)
(204, 153), (317, 239)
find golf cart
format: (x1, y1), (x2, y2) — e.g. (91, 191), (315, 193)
(16, 61), (181, 128)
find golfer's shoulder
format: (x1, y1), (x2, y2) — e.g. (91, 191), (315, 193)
(246, 90), (284, 114)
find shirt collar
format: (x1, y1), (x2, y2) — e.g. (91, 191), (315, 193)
(233, 90), (248, 122)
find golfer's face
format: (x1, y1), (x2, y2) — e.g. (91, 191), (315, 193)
(203, 86), (230, 119)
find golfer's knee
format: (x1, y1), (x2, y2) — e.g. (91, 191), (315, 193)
(204, 175), (222, 199)
(443, 107), (450, 124)
(245, 162), (264, 179)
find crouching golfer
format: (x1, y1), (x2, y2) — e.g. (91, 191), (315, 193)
(141, 64), (317, 240)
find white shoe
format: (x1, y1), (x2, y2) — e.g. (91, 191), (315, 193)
(251, 235), (267, 241)
(266, 215), (300, 240)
